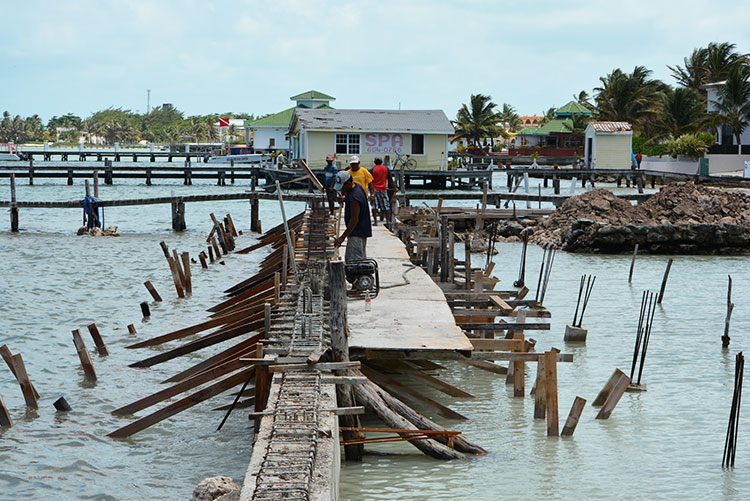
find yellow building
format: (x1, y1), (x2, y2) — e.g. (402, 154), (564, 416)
(288, 109), (454, 170)
(584, 122), (633, 170)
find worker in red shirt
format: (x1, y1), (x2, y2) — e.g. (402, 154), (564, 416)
(370, 157), (398, 225)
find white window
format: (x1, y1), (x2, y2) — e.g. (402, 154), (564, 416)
(336, 133), (360, 155)
(411, 134), (425, 155)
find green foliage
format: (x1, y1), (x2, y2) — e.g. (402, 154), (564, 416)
(453, 94), (501, 146)
(665, 133), (715, 159)
(632, 136), (669, 157)
(657, 86), (708, 138)
(711, 63), (750, 146)
(594, 66), (666, 135)
(669, 42), (749, 91)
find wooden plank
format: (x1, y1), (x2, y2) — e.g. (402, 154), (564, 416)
(0, 345), (40, 399)
(592, 368), (626, 407)
(268, 361), (360, 373)
(361, 365), (467, 421)
(469, 338), (524, 351)
(72, 329), (97, 381)
(459, 359), (508, 375)
(163, 338), (259, 383)
(298, 159), (325, 191)
(126, 306), (263, 349)
(513, 334), (525, 397)
(457, 322), (549, 331)
(545, 351), (558, 436)
(561, 396), (587, 436)
(181, 252), (192, 295)
(129, 324), (263, 368)
(490, 295), (514, 314)
(470, 352), (572, 362)
(143, 280), (163, 302)
(108, 367), (255, 438)
(375, 361), (475, 398)
(595, 372), (631, 419)
(86, 323), (108, 356)
(12, 354), (38, 409)
(113, 359), (252, 415)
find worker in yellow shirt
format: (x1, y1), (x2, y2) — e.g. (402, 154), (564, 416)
(346, 156), (374, 200)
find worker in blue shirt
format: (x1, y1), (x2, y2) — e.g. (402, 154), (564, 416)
(323, 154), (338, 216)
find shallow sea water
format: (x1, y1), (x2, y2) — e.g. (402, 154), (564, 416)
(1, 168), (749, 500)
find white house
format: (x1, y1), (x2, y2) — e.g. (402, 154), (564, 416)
(584, 122), (633, 170)
(705, 81), (750, 149)
(245, 90), (335, 152)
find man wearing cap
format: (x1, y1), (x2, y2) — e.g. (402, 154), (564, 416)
(332, 170), (372, 262)
(323, 154), (338, 216)
(346, 156), (374, 200)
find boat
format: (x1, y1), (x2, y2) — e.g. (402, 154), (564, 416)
(0, 143), (21, 161)
(206, 145), (267, 164)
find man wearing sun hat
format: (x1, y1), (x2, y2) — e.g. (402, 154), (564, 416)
(323, 154), (338, 216)
(332, 169), (372, 262)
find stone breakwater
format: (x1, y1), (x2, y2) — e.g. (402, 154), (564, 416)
(495, 182), (750, 254)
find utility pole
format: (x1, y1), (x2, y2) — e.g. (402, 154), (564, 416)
(147, 89), (151, 114)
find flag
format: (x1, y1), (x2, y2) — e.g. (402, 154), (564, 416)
(219, 117), (230, 127)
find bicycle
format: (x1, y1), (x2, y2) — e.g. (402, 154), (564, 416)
(392, 152), (418, 170)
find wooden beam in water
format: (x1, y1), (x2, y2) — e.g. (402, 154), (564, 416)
(86, 323), (108, 356)
(12, 354), (38, 409)
(595, 371), (631, 420)
(0, 392), (12, 427)
(361, 365), (467, 421)
(0, 345), (41, 399)
(561, 396), (587, 436)
(72, 329), (97, 381)
(374, 360), (475, 398)
(545, 351), (559, 436)
(459, 359), (508, 375)
(162, 338), (259, 384)
(108, 367), (255, 438)
(113, 359), (253, 415)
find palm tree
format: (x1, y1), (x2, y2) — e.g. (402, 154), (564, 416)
(594, 66), (666, 135)
(711, 63), (750, 153)
(190, 117), (206, 142)
(562, 113), (591, 146)
(538, 107), (556, 126)
(453, 94), (501, 146)
(657, 87), (707, 139)
(499, 103), (521, 132)
(669, 42), (749, 91)
(204, 117), (219, 143)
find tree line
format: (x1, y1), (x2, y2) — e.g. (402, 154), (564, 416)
(0, 105), (255, 145)
(454, 42), (750, 157)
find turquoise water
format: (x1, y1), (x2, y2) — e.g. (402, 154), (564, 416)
(1, 169), (748, 500)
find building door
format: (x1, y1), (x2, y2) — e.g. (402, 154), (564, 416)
(586, 137), (593, 168)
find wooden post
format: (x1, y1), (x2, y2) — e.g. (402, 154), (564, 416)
(167, 257), (185, 298)
(723, 275), (734, 348)
(264, 303), (271, 338)
(211, 237), (221, 259)
(545, 351), (559, 436)
(86, 323), (108, 356)
(464, 240), (471, 290)
(657, 258), (673, 304)
(127, 324), (137, 335)
(159, 241), (170, 259)
(53, 396), (73, 412)
(0, 345), (40, 400)
(281, 244), (288, 289)
(85, 179), (91, 197)
(93, 170), (99, 198)
(10, 173), (18, 232)
(274, 272), (280, 304)
(561, 396), (586, 436)
(172, 249), (188, 290)
(0, 393), (12, 426)
(143, 281), (163, 302)
(513, 334), (525, 397)
(226, 213), (238, 237)
(628, 244), (639, 283)
(72, 329), (97, 381)
(198, 252), (208, 269)
(329, 259), (363, 461)
(12, 354), (38, 409)
(250, 197), (260, 233)
(439, 215), (449, 282)
(534, 355), (546, 419)
(181, 252), (192, 294)
(448, 223), (455, 284)
(140, 301), (151, 318)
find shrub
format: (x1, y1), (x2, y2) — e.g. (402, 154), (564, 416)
(665, 133), (715, 159)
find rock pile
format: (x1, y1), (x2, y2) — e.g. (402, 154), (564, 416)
(529, 182), (750, 254)
(190, 476), (240, 501)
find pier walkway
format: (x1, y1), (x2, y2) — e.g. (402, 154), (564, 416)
(347, 225), (473, 358)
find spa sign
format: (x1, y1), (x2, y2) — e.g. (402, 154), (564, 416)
(363, 133), (405, 154)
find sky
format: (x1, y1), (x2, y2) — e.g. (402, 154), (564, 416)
(2, 0), (750, 123)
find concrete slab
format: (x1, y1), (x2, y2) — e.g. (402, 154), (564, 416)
(345, 225), (473, 353)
